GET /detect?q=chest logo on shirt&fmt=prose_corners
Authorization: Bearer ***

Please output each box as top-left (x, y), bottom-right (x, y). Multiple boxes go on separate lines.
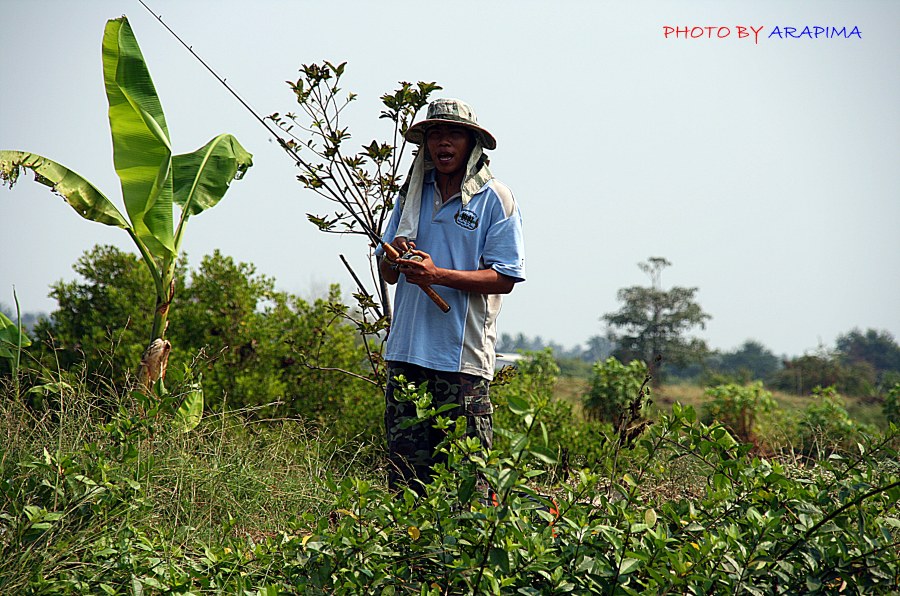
top-left (454, 208), bottom-right (479, 230)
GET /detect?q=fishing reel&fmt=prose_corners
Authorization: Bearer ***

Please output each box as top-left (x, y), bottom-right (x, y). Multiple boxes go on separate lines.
top-left (381, 243), bottom-right (451, 313)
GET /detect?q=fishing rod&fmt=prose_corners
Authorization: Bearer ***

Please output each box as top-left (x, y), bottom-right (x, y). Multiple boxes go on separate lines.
top-left (137, 1), bottom-right (449, 313)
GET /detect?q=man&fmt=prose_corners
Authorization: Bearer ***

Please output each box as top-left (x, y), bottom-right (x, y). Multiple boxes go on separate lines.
top-left (377, 98), bottom-right (526, 493)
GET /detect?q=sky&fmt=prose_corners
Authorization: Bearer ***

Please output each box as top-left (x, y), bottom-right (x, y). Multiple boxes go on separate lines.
top-left (1, 0), bottom-right (898, 358)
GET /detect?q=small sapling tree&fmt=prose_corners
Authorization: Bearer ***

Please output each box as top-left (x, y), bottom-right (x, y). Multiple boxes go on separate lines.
top-left (1, 17), bottom-right (252, 388)
top-left (267, 64), bottom-right (440, 384)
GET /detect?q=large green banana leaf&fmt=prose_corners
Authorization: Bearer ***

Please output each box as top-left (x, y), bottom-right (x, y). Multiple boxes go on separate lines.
top-left (103, 16), bottom-right (175, 258)
top-left (172, 134), bottom-right (253, 250)
top-left (0, 151), bottom-right (130, 228)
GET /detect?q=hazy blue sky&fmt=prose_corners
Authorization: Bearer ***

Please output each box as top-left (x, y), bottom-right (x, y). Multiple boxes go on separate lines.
top-left (2, 0), bottom-right (898, 357)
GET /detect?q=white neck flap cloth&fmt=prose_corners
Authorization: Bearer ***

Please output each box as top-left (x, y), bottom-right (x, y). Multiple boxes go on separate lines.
top-left (395, 141), bottom-right (492, 242)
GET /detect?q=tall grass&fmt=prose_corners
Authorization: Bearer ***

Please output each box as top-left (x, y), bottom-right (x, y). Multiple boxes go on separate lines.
top-left (2, 358), bottom-right (897, 593)
top-left (0, 369), bottom-right (379, 592)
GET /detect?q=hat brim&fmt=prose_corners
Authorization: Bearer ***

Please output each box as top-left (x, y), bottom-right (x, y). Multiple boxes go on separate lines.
top-left (405, 118), bottom-right (497, 150)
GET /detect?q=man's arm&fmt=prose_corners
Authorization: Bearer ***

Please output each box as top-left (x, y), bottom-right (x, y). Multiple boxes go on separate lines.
top-left (396, 250), bottom-right (516, 295)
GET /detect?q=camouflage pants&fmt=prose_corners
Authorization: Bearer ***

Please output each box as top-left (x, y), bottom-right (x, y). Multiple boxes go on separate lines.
top-left (384, 361), bottom-right (493, 493)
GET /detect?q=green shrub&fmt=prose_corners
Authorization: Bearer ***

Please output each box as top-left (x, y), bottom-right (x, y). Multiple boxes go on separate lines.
top-left (3, 372), bottom-right (899, 594)
top-left (884, 382), bottom-right (900, 426)
top-left (797, 386), bottom-right (870, 457)
top-left (492, 350), bottom-right (611, 472)
top-left (701, 381), bottom-right (777, 444)
top-left (582, 356), bottom-right (649, 424)
top-left (24, 245), bottom-right (374, 424)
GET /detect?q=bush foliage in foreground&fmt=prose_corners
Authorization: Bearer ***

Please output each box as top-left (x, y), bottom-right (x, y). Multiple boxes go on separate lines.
top-left (2, 368), bottom-right (898, 594)
top-left (20, 245), bottom-right (381, 432)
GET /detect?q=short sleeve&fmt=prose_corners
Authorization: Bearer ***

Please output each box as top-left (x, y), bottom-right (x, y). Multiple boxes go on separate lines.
top-left (483, 199), bottom-right (525, 282)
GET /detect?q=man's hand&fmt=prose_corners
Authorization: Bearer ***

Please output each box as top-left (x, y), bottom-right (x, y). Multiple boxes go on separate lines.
top-left (387, 237), bottom-right (413, 261)
top-left (396, 249), bottom-right (441, 286)
top-left (398, 248), bottom-right (516, 295)
top-left (380, 237), bottom-right (414, 284)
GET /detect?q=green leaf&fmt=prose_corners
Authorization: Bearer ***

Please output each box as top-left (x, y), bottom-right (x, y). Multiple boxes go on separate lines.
top-left (0, 151), bottom-right (129, 228)
top-left (619, 558), bottom-right (640, 575)
top-left (174, 382), bottom-right (203, 433)
top-left (529, 445), bottom-right (558, 465)
top-left (458, 474), bottom-right (476, 504)
top-left (498, 468), bottom-right (518, 492)
top-left (172, 134), bottom-right (252, 220)
top-left (103, 16), bottom-right (174, 258)
top-left (507, 394), bottom-right (530, 415)
top-left (0, 310), bottom-right (32, 359)
top-left (489, 547), bottom-right (511, 574)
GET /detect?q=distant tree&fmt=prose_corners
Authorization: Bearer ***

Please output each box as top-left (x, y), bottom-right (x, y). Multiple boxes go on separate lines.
top-left (603, 257), bottom-right (711, 385)
top-left (582, 335), bottom-right (614, 363)
top-left (496, 333), bottom-right (570, 357)
top-left (496, 333), bottom-right (613, 364)
top-left (770, 351), bottom-right (875, 397)
top-left (835, 328), bottom-right (900, 387)
top-left (497, 333), bottom-right (546, 354)
top-left (716, 340), bottom-right (781, 382)
top-left (0, 305), bottom-right (45, 334)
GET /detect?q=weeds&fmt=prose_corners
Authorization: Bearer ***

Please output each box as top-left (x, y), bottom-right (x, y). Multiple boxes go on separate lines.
top-left (1, 358), bottom-right (898, 593)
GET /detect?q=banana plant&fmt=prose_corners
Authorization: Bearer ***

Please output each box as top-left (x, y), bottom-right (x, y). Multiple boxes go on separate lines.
top-left (0, 16), bottom-right (252, 386)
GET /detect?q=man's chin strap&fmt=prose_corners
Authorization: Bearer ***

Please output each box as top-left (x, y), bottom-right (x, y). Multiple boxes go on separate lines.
top-left (396, 141), bottom-right (492, 242)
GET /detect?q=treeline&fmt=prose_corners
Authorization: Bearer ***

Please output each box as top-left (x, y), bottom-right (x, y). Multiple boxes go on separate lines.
top-left (6, 245), bottom-right (899, 404)
top-left (497, 333), bottom-right (619, 378)
top-left (500, 331), bottom-right (900, 398)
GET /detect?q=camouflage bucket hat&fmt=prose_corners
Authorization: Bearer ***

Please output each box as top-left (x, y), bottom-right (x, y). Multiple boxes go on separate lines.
top-left (405, 98), bottom-right (497, 150)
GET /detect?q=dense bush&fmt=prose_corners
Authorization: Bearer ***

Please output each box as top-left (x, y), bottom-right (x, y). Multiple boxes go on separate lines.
top-left (3, 374), bottom-right (898, 594)
top-left (29, 244), bottom-right (164, 384)
top-left (885, 383), bottom-right (900, 426)
top-left (771, 352), bottom-right (877, 398)
top-left (22, 245), bottom-right (378, 426)
top-left (836, 328), bottom-right (900, 388)
top-left (582, 356), bottom-right (649, 424)
top-left (701, 381), bottom-right (777, 445)
top-left (493, 350), bottom-right (611, 471)
top-left (796, 386), bottom-right (873, 458)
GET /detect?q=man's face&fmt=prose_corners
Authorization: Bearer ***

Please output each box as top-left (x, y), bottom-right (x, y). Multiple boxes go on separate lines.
top-left (425, 124), bottom-right (473, 177)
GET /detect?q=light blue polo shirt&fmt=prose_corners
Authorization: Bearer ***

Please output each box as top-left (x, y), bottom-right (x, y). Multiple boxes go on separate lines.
top-left (378, 170), bottom-right (525, 379)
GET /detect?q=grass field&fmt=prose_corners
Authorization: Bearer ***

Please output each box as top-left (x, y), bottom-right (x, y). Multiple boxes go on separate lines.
top-left (2, 370), bottom-right (898, 593)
